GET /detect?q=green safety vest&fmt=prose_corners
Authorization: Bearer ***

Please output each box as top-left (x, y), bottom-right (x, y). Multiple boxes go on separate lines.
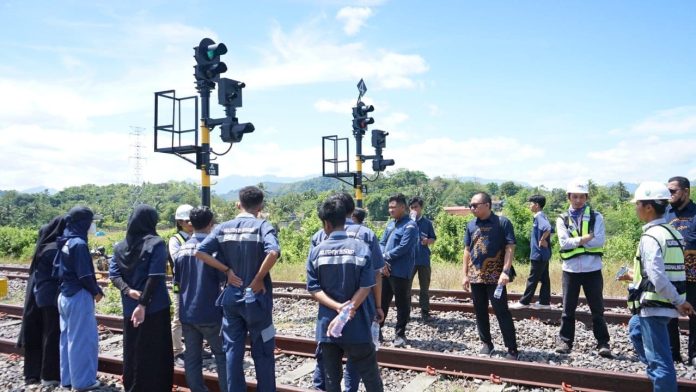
top-left (559, 206), bottom-right (604, 260)
top-left (628, 223), bottom-right (686, 313)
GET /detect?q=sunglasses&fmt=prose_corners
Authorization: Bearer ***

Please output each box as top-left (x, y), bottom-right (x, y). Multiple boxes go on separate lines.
top-left (469, 203), bottom-right (486, 209)
top-left (669, 189), bottom-right (680, 195)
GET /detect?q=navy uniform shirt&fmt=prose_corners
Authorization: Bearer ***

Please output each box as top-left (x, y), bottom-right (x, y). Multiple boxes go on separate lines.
top-left (529, 212), bottom-right (552, 262)
top-left (414, 217), bottom-right (436, 267)
top-left (197, 212), bottom-right (280, 302)
top-left (665, 200), bottom-right (696, 281)
top-left (109, 241), bottom-right (170, 316)
top-left (310, 219), bottom-right (385, 320)
top-left (175, 233), bottom-right (225, 325)
top-left (379, 215), bottom-right (418, 279)
top-left (306, 231), bottom-right (375, 344)
top-left (58, 238), bottom-right (102, 297)
top-left (464, 213), bottom-right (516, 284)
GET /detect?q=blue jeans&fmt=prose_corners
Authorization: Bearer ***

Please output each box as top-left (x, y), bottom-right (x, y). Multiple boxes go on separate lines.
top-left (182, 323), bottom-right (227, 392)
top-left (58, 290), bottom-right (98, 389)
top-left (629, 315), bottom-right (677, 391)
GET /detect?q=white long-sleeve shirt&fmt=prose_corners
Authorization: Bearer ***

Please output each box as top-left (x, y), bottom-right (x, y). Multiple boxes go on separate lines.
top-left (556, 208), bottom-right (606, 273)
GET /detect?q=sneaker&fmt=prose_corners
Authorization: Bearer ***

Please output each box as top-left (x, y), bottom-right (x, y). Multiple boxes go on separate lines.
top-left (479, 343), bottom-right (494, 356)
top-left (505, 349), bottom-right (519, 360)
top-left (531, 302), bottom-right (551, 310)
top-left (174, 353), bottom-right (185, 367)
top-left (690, 357), bottom-right (696, 367)
top-left (509, 302), bottom-right (529, 310)
top-left (41, 380), bottom-right (60, 387)
top-left (393, 336), bottom-right (406, 348)
top-left (555, 341), bottom-right (572, 354)
top-left (598, 345), bottom-right (612, 358)
top-left (74, 381), bottom-right (101, 391)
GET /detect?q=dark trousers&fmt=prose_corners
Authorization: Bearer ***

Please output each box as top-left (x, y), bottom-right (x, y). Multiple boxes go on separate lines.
top-left (380, 276), bottom-right (411, 337)
top-left (470, 283), bottom-right (517, 351)
top-left (668, 281), bottom-right (696, 362)
top-left (123, 307), bottom-right (173, 392)
top-left (519, 259), bottom-right (551, 306)
top-left (410, 265), bottom-right (431, 314)
top-left (559, 270), bottom-right (610, 347)
top-left (23, 305), bottom-right (60, 382)
top-left (321, 342), bottom-right (383, 392)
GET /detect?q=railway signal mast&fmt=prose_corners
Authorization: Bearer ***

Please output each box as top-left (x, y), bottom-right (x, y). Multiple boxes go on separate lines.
top-left (154, 37), bottom-right (254, 207)
top-left (322, 79), bottom-right (395, 207)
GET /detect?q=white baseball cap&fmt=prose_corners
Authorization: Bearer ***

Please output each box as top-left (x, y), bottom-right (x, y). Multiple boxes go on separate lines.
top-left (631, 181), bottom-right (671, 202)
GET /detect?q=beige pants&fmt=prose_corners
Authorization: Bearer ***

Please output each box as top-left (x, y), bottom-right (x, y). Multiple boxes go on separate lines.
top-left (172, 296), bottom-right (184, 355)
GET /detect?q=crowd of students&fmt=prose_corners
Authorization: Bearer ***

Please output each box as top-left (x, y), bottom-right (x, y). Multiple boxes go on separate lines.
top-left (16, 175), bottom-right (696, 391)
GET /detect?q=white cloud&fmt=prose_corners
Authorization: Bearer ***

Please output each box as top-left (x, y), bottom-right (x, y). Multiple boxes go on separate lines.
top-left (314, 99), bottom-right (356, 114)
top-left (336, 7), bottom-right (373, 36)
top-left (630, 106), bottom-right (696, 135)
top-left (242, 23), bottom-right (428, 90)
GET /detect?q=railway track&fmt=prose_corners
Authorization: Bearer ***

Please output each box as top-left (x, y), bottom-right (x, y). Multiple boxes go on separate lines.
top-left (2, 266), bottom-right (689, 330)
top-left (0, 303), bottom-right (694, 391)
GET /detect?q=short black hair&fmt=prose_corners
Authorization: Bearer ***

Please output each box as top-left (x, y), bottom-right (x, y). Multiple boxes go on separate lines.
top-left (639, 200), bottom-right (668, 215)
top-left (318, 197), bottom-right (346, 228)
top-left (239, 186), bottom-right (264, 210)
top-left (352, 208), bottom-right (367, 224)
top-left (668, 176), bottom-right (690, 190)
top-left (189, 206), bottom-right (213, 230)
top-left (331, 192), bottom-right (355, 215)
top-left (473, 192), bottom-right (492, 206)
top-left (527, 194), bottom-right (546, 209)
top-left (409, 196), bottom-right (424, 208)
top-left (388, 193), bottom-right (407, 206)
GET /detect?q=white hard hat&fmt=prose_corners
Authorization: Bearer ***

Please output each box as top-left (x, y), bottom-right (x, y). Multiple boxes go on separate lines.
top-left (566, 181), bottom-right (589, 194)
top-left (175, 204), bottom-right (194, 220)
top-left (631, 181), bottom-right (671, 202)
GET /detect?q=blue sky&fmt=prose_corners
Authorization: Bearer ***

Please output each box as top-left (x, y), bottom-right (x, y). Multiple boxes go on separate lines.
top-left (1, 0), bottom-right (695, 191)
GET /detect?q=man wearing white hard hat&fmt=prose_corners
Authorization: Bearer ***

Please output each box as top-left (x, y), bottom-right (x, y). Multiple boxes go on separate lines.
top-left (664, 176), bottom-right (696, 365)
top-left (169, 204), bottom-right (194, 365)
top-left (619, 181), bottom-right (694, 390)
top-left (555, 181), bottom-right (611, 357)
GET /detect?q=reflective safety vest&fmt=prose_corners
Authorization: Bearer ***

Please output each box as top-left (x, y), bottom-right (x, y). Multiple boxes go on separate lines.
top-left (628, 223), bottom-right (686, 313)
top-left (559, 206), bottom-right (604, 260)
top-left (167, 232), bottom-right (187, 277)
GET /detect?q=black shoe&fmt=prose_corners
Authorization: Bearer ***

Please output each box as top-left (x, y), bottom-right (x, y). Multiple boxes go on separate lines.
top-left (421, 312), bottom-right (432, 322)
top-left (505, 349), bottom-right (519, 360)
top-left (598, 344), bottom-right (612, 358)
top-left (479, 343), bottom-right (494, 356)
top-left (555, 341), bottom-right (572, 354)
top-left (202, 350), bottom-right (213, 359)
top-left (24, 378), bottom-right (39, 385)
top-left (673, 355), bottom-right (684, 363)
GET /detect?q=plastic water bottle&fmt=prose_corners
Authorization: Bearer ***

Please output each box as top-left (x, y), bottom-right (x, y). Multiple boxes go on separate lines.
top-left (328, 304), bottom-right (354, 338)
top-left (371, 321), bottom-right (380, 351)
top-left (493, 283), bottom-right (504, 299)
top-left (243, 287), bottom-right (256, 303)
top-left (409, 210), bottom-right (418, 221)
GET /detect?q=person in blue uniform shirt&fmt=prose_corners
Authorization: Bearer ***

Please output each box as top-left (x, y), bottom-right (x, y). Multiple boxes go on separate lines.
top-left (174, 206), bottom-right (227, 392)
top-left (379, 193), bottom-right (418, 348)
top-left (195, 186), bottom-right (280, 392)
top-left (19, 215), bottom-right (66, 386)
top-left (664, 176), bottom-right (696, 364)
top-left (307, 196), bottom-right (383, 392)
top-left (54, 206), bottom-right (103, 391)
top-left (110, 204), bottom-right (173, 392)
top-left (462, 192), bottom-right (519, 360)
top-left (408, 196), bottom-right (437, 322)
top-left (310, 192), bottom-right (384, 392)
top-left (169, 203), bottom-right (194, 364)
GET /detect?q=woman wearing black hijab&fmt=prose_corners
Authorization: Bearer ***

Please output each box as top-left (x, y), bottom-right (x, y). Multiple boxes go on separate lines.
top-left (18, 215), bottom-right (66, 386)
top-left (110, 204), bottom-right (173, 392)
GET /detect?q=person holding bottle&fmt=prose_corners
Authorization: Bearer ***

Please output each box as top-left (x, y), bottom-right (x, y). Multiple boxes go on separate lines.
top-left (307, 196), bottom-right (383, 392)
top-left (461, 192), bottom-right (519, 360)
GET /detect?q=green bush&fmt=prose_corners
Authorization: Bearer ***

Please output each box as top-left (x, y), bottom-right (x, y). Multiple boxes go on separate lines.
top-left (0, 226), bottom-right (38, 260)
top-left (431, 210), bottom-right (472, 263)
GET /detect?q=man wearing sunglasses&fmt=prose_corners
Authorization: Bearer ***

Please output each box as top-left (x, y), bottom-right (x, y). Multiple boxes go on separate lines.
top-left (665, 176), bottom-right (696, 365)
top-left (462, 192), bottom-right (519, 360)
